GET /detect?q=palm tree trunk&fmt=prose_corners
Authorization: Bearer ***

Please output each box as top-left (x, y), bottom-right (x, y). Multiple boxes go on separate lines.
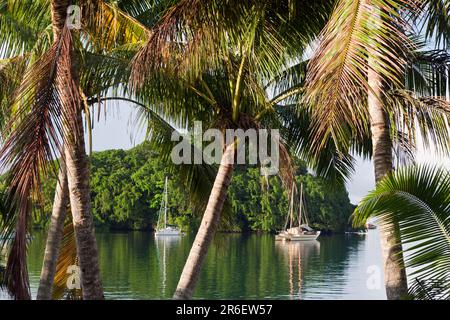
top-left (63, 117), bottom-right (104, 299)
top-left (173, 143), bottom-right (235, 299)
top-left (37, 161), bottom-right (69, 300)
top-left (367, 28), bottom-right (408, 298)
top-left (51, 0), bottom-right (104, 300)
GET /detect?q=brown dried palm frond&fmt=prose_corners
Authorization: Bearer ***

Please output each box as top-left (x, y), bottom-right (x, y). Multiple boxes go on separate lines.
top-left (304, 0), bottom-right (420, 157)
top-left (0, 26), bottom-right (79, 300)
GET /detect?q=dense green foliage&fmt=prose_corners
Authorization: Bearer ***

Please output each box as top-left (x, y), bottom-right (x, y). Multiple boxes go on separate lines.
top-left (229, 165), bottom-right (354, 232)
top-left (8, 143), bottom-right (354, 232)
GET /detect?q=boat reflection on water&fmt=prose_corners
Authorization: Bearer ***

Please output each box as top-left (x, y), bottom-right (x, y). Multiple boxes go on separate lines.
top-left (155, 236), bottom-right (181, 296)
top-left (275, 240), bottom-right (320, 299)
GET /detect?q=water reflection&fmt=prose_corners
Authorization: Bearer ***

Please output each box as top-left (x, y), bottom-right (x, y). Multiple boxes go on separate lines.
top-left (1, 231), bottom-right (386, 300)
top-left (275, 241), bottom-right (320, 299)
top-left (155, 236), bottom-right (181, 296)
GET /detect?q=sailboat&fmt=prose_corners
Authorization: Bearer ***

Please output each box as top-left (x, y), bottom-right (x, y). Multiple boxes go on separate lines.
top-left (155, 176), bottom-right (181, 236)
top-left (275, 182), bottom-right (320, 241)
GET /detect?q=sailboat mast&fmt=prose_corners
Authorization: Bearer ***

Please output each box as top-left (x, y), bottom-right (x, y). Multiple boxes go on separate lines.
top-left (299, 183), bottom-right (303, 226)
top-left (164, 176), bottom-right (168, 228)
top-left (289, 182), bottom-right (295, 229)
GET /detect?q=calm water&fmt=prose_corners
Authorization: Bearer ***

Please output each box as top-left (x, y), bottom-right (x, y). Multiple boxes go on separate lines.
top-left (3, 230), bottom-right (387, 299)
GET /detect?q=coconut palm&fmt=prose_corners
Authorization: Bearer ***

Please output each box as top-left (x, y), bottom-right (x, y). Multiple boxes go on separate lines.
top-left (353, 165), bottom-right (450, 300)
top-left (0, 0), bottom-right (154, 299)
top-left (303, 0), bottom-right (450, 299)
top-left (130, 0), bottom-right (338, 299)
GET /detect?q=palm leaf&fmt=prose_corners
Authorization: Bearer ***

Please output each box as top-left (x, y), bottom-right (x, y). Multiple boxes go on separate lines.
top-left (405, 48), bottom-right (450, 97)
top-left (353, 165), bottom-right (450, 299)
top-left (0, 56), bottom-right (27, 131)
top-left (304, 0), bottom-right (418, 155)
top-left (387, 89), bottom-right (450, 157)
top-left (52, 219), bottom-right (81, 300)
top-left (0, 26), bottom-right (78, 300)
top-left (81, 0), bottom-right (149, 51)
top-left (0, 0), bottom-right (51, 57)
top-left (130, 0), bottom-right (332, 89)
top-left (414, 0), bottom-right (450, 49)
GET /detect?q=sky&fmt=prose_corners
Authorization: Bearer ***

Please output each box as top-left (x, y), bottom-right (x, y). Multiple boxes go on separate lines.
top-left (87, 101), bottom-right (450, 205)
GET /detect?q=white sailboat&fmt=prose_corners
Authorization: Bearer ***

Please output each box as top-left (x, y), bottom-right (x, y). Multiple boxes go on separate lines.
top-left (276, 182), bottom-right (320, 241)
top-left (155, 176), bottom-right (181, 236)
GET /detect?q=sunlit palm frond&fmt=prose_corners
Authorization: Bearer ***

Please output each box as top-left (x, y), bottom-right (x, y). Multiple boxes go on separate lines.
top-left (129, 0), bottom-right (230, 88)
top-left (305, 0), bottom-right (418, 155)
top-left (353, 165), bottom-right (450, 299)
top-left (81, 0), bottom-right (150, 51)
top-left (0, 0), bottom-right (51, 58)
top-left (130, 0), bottom-right (329, 89)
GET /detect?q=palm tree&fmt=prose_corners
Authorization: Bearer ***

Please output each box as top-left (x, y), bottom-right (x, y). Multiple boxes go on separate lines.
top-left (0, 0), bottom-right (153, 299)
top-left (37, 161), bottom-right (69, 300)
top-left (353, 165), bottom-right (450, 300)
top-left (130, 0), bottom-right (336, 299)
top-left (304, 0), bottom-right (450, 299)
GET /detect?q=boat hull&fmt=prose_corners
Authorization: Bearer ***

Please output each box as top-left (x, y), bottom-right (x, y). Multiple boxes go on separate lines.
top-left (275, 231), bottom-right (321, 241)
top-left (289, 231), bottom-right (321, 241)
top-left (155, 228), bottom-right (181, 236)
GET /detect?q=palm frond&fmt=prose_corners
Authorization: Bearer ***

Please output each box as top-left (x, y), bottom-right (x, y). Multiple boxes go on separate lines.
top-left (304, 0), bottom-right (418, 155)
top-left (406, 49), bottom-right (450, 97)
top-left (0, 26), bottom-right (77, 300)
top-left (79, 48), bottom-right (136, 99)
top-left (274, 103), bottom-right (361, 185)
top-left (81, 0), bottom-right (149, 51)
top-left (116, 0), bottom-right (176, 30)
top-left (0, 0), bottom-right (51, 58)
top-left (387, 89), bottom-right (450, 157)
top-left (353, 165), bottom-right (450, 299)
top-left (52, 219), bottom-right (81, 300)
top-left (0, 55), bottom-right (27, 131)
top-left (414, 0), bottom-right (450, 49)
top-left (130, 0), bottom-right (330, 89)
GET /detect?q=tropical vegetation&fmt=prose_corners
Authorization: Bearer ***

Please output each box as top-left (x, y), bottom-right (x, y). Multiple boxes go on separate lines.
top-left (0, 143), bottom-right (354, 233)
top-left (0, 0), bottom-right (449, 301)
